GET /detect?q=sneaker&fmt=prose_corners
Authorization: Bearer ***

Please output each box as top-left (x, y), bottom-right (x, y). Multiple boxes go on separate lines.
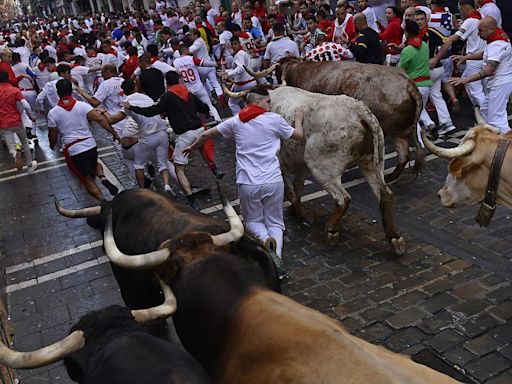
top-left (164, 184), bottom-right (176, 197)
top-left (14, 150), bottom-right (23, 171)
top-left (438, 123), bottom-right (457, 135)
top-left (26, 160), bottom-right (37, 174)
top-left (212, 168), bottom-right (225, 179)
top-left (101, 179), bottom-right (119, 196)
top-left (426, 123), bottom-right (439, 141)
top-left (450, 98), bottom-right (460, 114)
top-left (27, 138), bottom-right (35, 151)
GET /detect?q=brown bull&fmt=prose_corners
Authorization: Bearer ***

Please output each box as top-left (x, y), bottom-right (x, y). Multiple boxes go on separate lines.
top-left (246, 58), bottom-right (425, 184)
top-left (422, 124), bottom-right (512, 210)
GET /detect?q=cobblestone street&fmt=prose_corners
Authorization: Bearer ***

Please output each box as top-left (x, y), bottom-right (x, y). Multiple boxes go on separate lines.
top-left (1, 102), bottom-right (512, 383)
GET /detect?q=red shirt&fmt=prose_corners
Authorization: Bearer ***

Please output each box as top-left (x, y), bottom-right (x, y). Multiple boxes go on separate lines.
top-left (0, 61), bottom-right (22, 86)
top-left (379, 16), bottom-right (403, 51)
top-left (0, 83), bottom-right (24, 129)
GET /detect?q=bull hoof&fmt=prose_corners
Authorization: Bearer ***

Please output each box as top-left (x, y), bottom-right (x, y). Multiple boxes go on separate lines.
top-left (391, 236), bottom-right (406, 255)
top-left (327, 230), bottom-right (339, 245)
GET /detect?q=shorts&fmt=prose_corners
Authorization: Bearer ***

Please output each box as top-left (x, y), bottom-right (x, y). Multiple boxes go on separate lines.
top-left (173, 127), bottom-right (204, 165)
top-left (71, 147), bottom-right (98, 177)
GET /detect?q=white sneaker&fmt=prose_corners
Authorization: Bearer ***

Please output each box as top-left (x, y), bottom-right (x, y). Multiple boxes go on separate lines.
top-left (27, 160), bottom-right (37, 174)
top-left (438, 124), bottom-right (457, 135)
top-left (164, 184), bottom-right (176, 197)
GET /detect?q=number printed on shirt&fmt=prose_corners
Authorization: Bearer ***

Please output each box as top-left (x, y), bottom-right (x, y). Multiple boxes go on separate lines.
top-left (180, 68), bottom-right (196, 82)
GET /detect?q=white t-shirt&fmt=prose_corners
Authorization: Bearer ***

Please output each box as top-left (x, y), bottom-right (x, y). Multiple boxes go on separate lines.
top-left (207, 7), bottom-right (218, 26)
top-left (33, 66), bottom-right (51, 90)
top-left (47, 101), bottom-right (96, 156)
top-left (12, 62), bottom-right (34, 90)
top-left (226, 50), bottom-right (253, 83)
top-left (362, 7), bottom-right (380, 33)
top-left (133, 60), bottom-right (175, 77)
top-left (13, 46), bottom-right (30, 64)
top-left (94, 76), bottom-right (125, 114)
top-left (124, 93), bottom-right (167, 136)
top-left (189, 37), bottom-right (211, 62)
top-left (217, 112), bottom-right (294, 185)
top-left (456, 17), bottom-right (486, 55)
top-left (71, 65), bottom-right (91, 88)
top-left (173, 55), bottom-right (203, 91)
top-left (264, 36), bottom-right (300, 64)
top-left (484, 40), bottom-right (512, 89)
top-left (217, 30), bottom-right (234, 60)
top-left (480, 2), bottom-right (502, 28)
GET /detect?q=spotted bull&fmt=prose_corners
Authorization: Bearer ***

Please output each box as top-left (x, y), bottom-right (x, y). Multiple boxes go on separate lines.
top-left (245, 58), bottom-right (425, 183)
top-left (0, 286), bottom-right (209, 383)
top-left (99, 212), bottom-right (462, 383)
top-left (422, 124), bottom-right (512, 210)
top-left (224, 86), bottom-right (405, 254)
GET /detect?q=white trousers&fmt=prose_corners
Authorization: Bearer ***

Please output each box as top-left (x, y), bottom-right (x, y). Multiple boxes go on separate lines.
top-left (430, 67), bottom-right (453, 126)
top-left (2, 125), bottom-right (33, 164)
top-left (238, 182), bottom-right (285, 258)
top-left (21, 90), bottom-right (37, 128)
top-left (134, 130), bottom-right (169, 172)
top-left (189, 85), bottom-right (221, 121)
top-left (123, 144), bottom-right (178, 182)
top-left (417, 85), bottom-right (431, 148)
top-left (228, 80), bottom-right (257, 115)
top-left (463, 60), bottom-right (487, 110)
top-left (198, 67), bottom-right (223, 97)
top-left (480, 82), bottom-right (512, 134)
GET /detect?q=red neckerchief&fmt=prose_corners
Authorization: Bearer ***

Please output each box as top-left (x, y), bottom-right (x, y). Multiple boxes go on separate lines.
top-left (168, 84), bottom-right (189, 102)
top-left (407, 36), bottom-right (423, 48)
top-left (89, 51), bottom-right (97, 57)
top-left (239, 104), bottom-right (267, 123)
top-left (150, 56), bottom-right (158, 64)
top-left (419, 25), bottom-right (429, 40)
top-left (468, 10), bottom-right (482, 20)
top-left (433, 6), bottom-right (446, 12)
top-left (107, 47), bottom-right (118, 56)
top-left (487, 28), bottom-right (510, 43)
top-left (37, 63), bottom-right (46, 71)
top-left (72, 63), bottom-right (80, 68)
top-left (480, 0), bottom-right (495, 5)
top-left (239, 31), bottom-right (251, 39)
top-left (57, 96), bottom-right (77, 111)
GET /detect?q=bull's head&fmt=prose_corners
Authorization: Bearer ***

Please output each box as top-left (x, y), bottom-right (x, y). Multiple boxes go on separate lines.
top-left (0, 277), bottom-right (175, 369)
top-left (421, 124), bottom-right (503, 208)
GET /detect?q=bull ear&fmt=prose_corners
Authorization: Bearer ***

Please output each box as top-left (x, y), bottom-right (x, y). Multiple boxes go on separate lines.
top-left (448, 157), bottom-right (477, 178)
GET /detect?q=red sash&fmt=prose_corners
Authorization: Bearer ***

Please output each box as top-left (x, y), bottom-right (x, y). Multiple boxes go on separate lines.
top-left (63, 138), bottom-right (88, 183)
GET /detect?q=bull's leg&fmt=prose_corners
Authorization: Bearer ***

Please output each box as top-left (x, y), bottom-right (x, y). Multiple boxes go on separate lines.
top-left (306, 156), bottom-right (351, 241)
top-left (412, 129), bottom-right (427, 177)
top-left (384, 136), bottom-right (410, 184)
top-left (358, 159), bottom-right (406, 255)
top-left (283, 166), bottom-right (311, 221)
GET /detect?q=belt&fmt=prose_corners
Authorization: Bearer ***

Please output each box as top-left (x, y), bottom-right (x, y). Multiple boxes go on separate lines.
top-left (412, 76), bottom-right (430, 83)
top-left (234, 79), bottom-right (257, 86)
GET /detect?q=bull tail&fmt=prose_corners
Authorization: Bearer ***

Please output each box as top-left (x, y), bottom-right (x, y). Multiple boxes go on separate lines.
top-left (361, 105), bottom-right (386, 184)
top-left (408, 79), bottom-right (426, 175)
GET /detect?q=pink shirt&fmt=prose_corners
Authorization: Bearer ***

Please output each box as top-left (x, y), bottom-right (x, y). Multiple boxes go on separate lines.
top-left (0, 83), bottom-right (24, 129)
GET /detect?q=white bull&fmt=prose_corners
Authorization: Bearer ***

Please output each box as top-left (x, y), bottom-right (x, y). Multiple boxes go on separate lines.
top-left (232, 86), bottom-right (404, 254)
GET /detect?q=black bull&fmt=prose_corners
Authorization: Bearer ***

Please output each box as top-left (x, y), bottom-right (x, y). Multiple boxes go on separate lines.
top-left (63, 189), bottom-right (279, 311)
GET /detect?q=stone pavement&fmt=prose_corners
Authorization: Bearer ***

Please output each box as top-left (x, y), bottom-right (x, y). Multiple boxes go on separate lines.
top-left (1, 102), bottom-right (512, 383)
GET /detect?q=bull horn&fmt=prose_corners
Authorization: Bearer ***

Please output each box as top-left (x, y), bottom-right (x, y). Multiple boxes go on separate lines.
top-left (104, 211), bottom-right (170, 269)
top-left (0, 330), bottom-right (84, 369)
top-left (132, 274), bottom-right (176, 322)
top-left (222, 83), bottom-right (251, 99)
top-left (421, 130), bottom-right (476, 159)
top-left (210, 185), bottom-right (244, 246)
top-left (243, 64), bottom-right (277, 78)
top-left (54, 197), bottom-right (101, 218)
top-left (474, 107), bottom-right (487, 125)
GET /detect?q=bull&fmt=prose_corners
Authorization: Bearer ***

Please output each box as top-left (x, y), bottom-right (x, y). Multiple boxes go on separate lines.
top-left (0, 282), bottom-right (209, 383)
top-left (224, 85), bottom-right (405, 254)
top-left (98, 211), bottom-right (462, 383)
top-left (421, 124), bottom-right (512, 214)
top-left (245, 58), bottom-right (425, 185)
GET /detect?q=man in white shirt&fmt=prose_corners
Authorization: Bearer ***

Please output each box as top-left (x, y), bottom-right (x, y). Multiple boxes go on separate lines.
top-left (12, 52), bottom-right (37, 136)
top-left (33, 57), bottom-right (56, 91)
top-left (222, 36), bottom-right (258, 115)
top-left (215, 21), bottom-right (234, 69)
top-left (358, 0), bottom-right (380, 33)
top-left (231, 2), bottom-right (243, 27)
top-left (450, 17), bottom-right (512, 134)
top-left (432, 0), bottom-right (487, 111)
top-left (183, 87), bottom-right (304, 262)
top-left (478, 0), bottom-right (502, 28)
top-left (100, 79), bottom-right (174, 193)
top-left (47, 79), bottom-right (120, 201)
top-left (75, 64), bottom-right (127, 138)
top-left (264, 22), bottom-right (300, 66)
top-left (36, 64), bottom-right (81, 112)
top-left (173, 44), bottom-right (221, 121)
top-left (71, 55), bottom-right (101, 89)
top-left (189, 29), bottom-right (223, 102)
